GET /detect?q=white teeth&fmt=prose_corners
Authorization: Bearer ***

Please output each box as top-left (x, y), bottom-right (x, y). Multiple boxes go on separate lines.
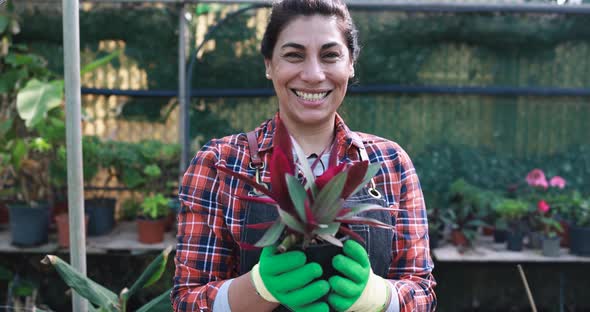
top-left (294, 90), bottom-right (328, 101)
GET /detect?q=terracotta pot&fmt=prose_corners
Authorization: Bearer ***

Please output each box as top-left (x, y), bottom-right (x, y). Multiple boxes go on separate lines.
top-left (137, 217), bottom-right (166, 244)
top-left (450, 229), bottom-right (468, 247)
top-left (0, 202), bottom-right (9, 225)
top-left (55, 213), bottom-right (89, 248)
top-left (558, 220), bottom-right (570, 247)
top-left (482, 225), bottom-right (495, 236)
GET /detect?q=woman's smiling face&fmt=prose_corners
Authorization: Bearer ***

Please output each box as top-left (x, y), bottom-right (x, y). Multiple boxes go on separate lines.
top-left (265, 14), bottom-right (354, 129)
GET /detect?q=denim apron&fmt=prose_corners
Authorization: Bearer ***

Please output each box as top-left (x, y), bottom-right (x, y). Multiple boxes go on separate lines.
top-left (238, 131), bottom-right (394, 311)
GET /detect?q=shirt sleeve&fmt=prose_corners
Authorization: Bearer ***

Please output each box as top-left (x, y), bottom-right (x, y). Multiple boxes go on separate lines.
top-left (171, 140), bottom-right (237, 311)
top-left (385, 145), bottom-right (437, 312)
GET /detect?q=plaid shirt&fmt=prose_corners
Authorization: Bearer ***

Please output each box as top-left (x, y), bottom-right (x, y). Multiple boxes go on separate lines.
top-left (172, 113), bottom-right (436, 311)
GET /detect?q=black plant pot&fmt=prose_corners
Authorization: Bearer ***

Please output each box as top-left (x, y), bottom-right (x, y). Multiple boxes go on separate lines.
top-left (429, 231), bottom-right (440, 249)
top-left (85, 198), bottom-right (116, 236)
top-left (9, 203), bottom-right (50, 247)
top-left (570, 225), bottom-right (590, 256)
top-left (300, 242), bottom-right (342, 312)
top-left (302, 242), bottom-right (342, 280)
top-left (494, 229), bottom-right (507, 243)
top-left (506, 231), bottom-right (524, 251)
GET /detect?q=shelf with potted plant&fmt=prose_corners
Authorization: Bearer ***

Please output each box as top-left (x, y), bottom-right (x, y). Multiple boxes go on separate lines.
top-left (439, 179), bottom-right (492, 250)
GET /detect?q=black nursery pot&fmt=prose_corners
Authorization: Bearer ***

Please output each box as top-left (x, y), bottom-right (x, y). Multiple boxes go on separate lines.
top-left (570, 225), bottom-right (590, 256)
top-left (85, 198), bottom-right (116, 236)
top-left (506, 231), bottom-right (524, 251)
top-left (301, 242), bottom-right (342, 281)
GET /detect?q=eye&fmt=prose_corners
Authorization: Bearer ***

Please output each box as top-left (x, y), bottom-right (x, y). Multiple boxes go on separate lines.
top-left (322, 52), bottom-right (341, 61)
top-left (283, 52), bottom-right (303, 61)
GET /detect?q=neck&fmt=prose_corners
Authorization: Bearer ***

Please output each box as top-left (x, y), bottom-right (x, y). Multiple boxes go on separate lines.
top-left (280, 115), bottom-right (336, 156)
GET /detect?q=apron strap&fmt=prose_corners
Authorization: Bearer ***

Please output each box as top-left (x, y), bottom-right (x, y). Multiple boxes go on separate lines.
top-left (348, 132), bottom-right (382, 199)
top-left (246, 131), bottom-right (263, 168)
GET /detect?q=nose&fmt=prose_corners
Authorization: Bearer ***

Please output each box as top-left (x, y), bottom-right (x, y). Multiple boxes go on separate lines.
top-left (300, 58), bottom-right (325, 83)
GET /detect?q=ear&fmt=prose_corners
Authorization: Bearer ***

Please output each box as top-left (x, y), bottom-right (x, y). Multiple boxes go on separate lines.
top-left (348, 62), bottom-right (355, 79)
top-left (264, 59), bottom-right (272, 80)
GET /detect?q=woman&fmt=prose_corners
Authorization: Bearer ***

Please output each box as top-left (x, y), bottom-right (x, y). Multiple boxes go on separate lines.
top-left (172, 0), bottom-right (436, 311)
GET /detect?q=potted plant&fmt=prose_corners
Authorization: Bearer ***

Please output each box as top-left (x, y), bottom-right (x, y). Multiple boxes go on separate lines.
top-left (216, 118), bottom-right (395, 279)
top-left (440, 179), bottom-right (489, 248)
top-left (426, 206), bottom-right (443, 249)
top-left (493, 198), bottom-right (529, 251)
top-left (137, 193), bottom-right (170, 244)
top-left (569, 192), bottom-right (590, 256)
top-left (539, 213), bottom-right (563, 257)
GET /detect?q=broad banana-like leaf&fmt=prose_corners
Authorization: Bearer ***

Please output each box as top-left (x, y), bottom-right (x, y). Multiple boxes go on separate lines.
top-left (124, 246), bottom-right (173, 300)
top-left (16, 79), bottom-right (63, 128)
top-left (41, 255), bottom-right (118, 311)
top-left (136, 288), bottom-right (173, 312)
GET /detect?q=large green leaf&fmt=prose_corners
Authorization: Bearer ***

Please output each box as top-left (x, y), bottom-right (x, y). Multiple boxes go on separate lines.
top-left (11, 139), bottom-right (27, 171)
top-left (124, 246), bottom-right (173, 300)
top-left (41, 255), bottom-right (118, 311)
top-left (136, 288), bottom-right (173, 312)
top-left (0, 119), bottom-right (12, 138)
top-left (255, 219), bottom-right (285, 247)
top-left (5, 53), bottom-right (36, 66)
top-left (0, 68), bottom-right (26, 93)
top-left (285, 174), bottom-right (307, 222)
top-left (80, 50), bottom-right (122, 75)
top-left (16, 79), bottom-right (63, 128)
top-left (0, 15), bottom-right (8, 33)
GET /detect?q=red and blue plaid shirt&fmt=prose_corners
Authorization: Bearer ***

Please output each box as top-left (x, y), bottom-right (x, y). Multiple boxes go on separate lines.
top-left (172, 113), bottom-right (436, 311)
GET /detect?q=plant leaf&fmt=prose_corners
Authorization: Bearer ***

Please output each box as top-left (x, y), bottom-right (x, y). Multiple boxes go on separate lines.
top-left (269, 146), bottom-right (296, 215)
top-left (337, 203), bottom-right (396, 218)
top-left (315, 163), bottom-right (346, 191)
top-left (338, 226), bottom-right (365, 243)
top-left (255, 220), bottom-right (285, 247)
top-left (124, 246), bottom-right (173, 300)
top-left (317, 234), bottom-right (343, 247)
top-left (341, 161), bottom-right (368, 199)
top-left (236, 194), bottom-right (277, 205)
top-left (337, 216), bottom-right (395, 230)
top-left (285, 174), bottom-right (307, 222)
top-left (246, 221), bottom-right (275, 230)
top-left (313, 171), bottom-right (348, 221)
top-left (292, 140), bottom-right (315, 193)
top-left (216, 165), bottom-right (274, 199)
top-left (41, 255), bottom-right (118, 310)
top-left (16, 79), bottom-right (63, 128)
top-left (314, 222), bottom-right (340, 236)
top-left (136, 288), bottom-right (173, 312)
top-left (347, 163), bottom-right (382, 199)
top-left (278, 208), bottom-right (305, 234)
top-left (80, 50), bottom-right (121, 76)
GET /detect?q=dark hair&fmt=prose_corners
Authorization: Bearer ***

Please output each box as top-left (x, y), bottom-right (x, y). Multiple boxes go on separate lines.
top-left (260, 0), bottom-right (360, 63)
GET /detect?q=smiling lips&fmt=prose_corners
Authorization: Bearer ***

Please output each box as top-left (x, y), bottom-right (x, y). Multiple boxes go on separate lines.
top-left (293, 89), bottom-right (331, 101)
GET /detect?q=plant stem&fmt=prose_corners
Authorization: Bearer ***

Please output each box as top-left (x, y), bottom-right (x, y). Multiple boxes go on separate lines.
top-left (277, 234), bottom-right (299, 253)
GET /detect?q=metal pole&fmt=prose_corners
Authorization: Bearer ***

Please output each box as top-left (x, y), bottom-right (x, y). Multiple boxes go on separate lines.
top-left (62, 0), bottom-right (88, 311)
top-left (178, 3), bottom-right (189, 176)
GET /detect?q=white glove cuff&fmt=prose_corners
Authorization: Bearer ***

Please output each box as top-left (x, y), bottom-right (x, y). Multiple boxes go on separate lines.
top-left (346, 269), bottom-right (391, 312)
top-left (250, 263), bottom-right (279, 303)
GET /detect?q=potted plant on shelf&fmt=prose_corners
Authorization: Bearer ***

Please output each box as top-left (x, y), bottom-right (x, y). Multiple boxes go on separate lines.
top-left (216, 118), bottom-right (395, 279)
top-left (568, 192), bottom-right (590, 256)
top-left (493, 198), bottom-right (529, 251)
top-left (539, 209), bottom-right (563, 258)
top-left (440, 179), bottom-right (490, 248)
top-left (137, 193), bottom-right (170, 244)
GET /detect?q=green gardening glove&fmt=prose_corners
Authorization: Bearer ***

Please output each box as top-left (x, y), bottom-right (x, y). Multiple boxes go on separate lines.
top-left (328, 240), bottom-right (392, 312)
top-left (251, 245), bottom-right (330, 312)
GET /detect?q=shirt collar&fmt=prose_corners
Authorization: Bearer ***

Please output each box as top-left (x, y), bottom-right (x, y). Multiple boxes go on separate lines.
top-left (256, 112), bottom-right (362, 153)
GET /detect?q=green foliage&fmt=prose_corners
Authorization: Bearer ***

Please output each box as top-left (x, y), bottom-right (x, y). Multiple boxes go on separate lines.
top-left (494, 198), bottom-right (529, 222)
top-left (140, 193), bottom-right (170, 220)
top-left (42, 246), bottom-right (173, 312)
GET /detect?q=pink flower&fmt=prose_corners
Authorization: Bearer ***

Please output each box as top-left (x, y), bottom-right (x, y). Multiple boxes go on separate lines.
top-left (549, 176), bottom-right (566, 189)
top-left (537, 200), bottom-right (550, 213)
top-left (526, 169), bottom-right (548, 189)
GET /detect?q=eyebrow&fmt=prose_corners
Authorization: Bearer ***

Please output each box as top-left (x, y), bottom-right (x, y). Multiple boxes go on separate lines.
top-left (280, 42), bottom-right (341, 50)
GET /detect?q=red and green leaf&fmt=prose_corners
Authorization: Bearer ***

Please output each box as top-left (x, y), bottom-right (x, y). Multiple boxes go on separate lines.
top-left (337, 216), bottom-right (395, 230)
top-left (254, 220), bottom-right (285, 247)
top-left (285, 174), bottom-right (308, 222)
top-left (216, 165), bottom-right (274, 199)
top-left (341, 161), bottom-right (368, 199)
